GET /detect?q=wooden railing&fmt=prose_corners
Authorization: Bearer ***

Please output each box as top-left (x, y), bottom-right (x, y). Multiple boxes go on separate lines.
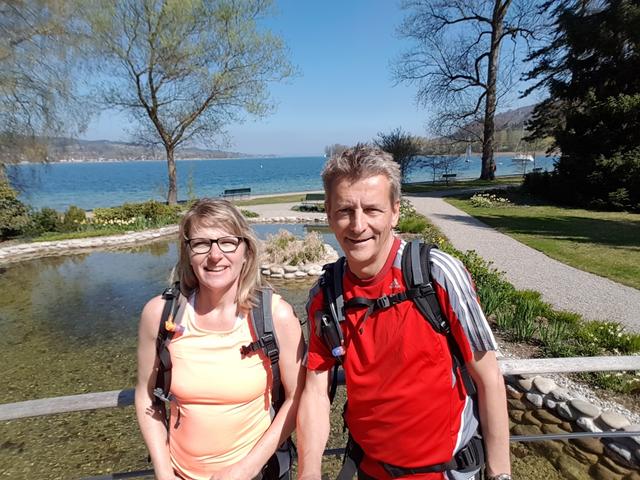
top-left (2, 356), bottom-right (639, 421)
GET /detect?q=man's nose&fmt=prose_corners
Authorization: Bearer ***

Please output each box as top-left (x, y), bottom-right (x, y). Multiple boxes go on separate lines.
top-left (350, 209), bottom-right (366, 233)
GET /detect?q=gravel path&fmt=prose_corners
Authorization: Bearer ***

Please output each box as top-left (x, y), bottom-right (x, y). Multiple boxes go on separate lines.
top-left (406, 192), bottom-right (640, 333)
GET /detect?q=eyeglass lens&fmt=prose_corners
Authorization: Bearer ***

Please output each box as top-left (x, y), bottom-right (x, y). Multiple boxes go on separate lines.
top-left (187, 236), bottom-right (242, 254)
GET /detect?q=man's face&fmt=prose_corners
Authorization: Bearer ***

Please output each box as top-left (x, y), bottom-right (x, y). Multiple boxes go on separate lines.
top-left (326, 174), bottom-right (400, 279)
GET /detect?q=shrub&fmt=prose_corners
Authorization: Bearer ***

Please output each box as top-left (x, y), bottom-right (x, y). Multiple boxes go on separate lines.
top-left (30, 207), bottom-right (62, 234)
top-left (469, 192), bottom-right (512, 208)
top-left (241, 209), bottom-right (259, 218)
top-left (0, 178), bottom-right (31, 238)
top-left (93, 200), bottom-right (180, 228)
top-left (61, 205), bottom-right (87, 232)
top-left (397, 215), bottom-right (428, 233)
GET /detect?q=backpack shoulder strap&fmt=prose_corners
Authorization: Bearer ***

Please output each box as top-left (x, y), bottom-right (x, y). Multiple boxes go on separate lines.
top-left (154, 281), bottom-right (184, 408)
top-left (242, 288), bottom-right (283, 407)
top-left (402, 240), bottom-right (476, 395)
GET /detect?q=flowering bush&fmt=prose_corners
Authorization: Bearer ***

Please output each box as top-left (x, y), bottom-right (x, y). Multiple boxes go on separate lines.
top-left (469, 193), bottom-right (512, 208)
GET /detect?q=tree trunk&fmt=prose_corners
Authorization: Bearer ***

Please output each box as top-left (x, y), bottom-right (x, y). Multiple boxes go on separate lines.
top-left (166, 146), bottom-right (178, 205)
top-left (480, 0), bottom-right (509, 180)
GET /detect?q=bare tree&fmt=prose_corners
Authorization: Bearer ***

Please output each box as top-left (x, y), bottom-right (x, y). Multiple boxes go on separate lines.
top-left (374, 127), bottom-right (423, 182)
top-left (394, 0), bottom-right (540, 180)
top-left (84, 0), bottom-right (293, 204)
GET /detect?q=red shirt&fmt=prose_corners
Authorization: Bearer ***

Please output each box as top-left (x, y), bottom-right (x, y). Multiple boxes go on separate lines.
top-left (306, 238), bottom-right (496, 479)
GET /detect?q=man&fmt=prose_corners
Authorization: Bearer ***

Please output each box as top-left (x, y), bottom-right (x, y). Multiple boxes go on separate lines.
top-left (297, 146), bottom-right (511, 480)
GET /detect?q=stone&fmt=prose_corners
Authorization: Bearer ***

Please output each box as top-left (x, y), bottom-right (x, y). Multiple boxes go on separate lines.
top-left (518, 377), bottom-right (534, 390)
top-left (563, 443), bottom-right (600, 465)
top-left (556, 454), bottom-right (591, 480)
top-left (623, 424), bottom-right (640, 446)
top-left (270, 266), bottom-right (285, 275)
top-left (601, 452), bottom-right (634, 474)
top-left (570, 399), bottom-right (601, 418)
top-left (284, 273), bottom-right (296, 279)
top-left (261, 269), bottom-right (271, 276)
top-left (270, 273), bottom-right (283, 279)
top-left (577, 416), bottom-right (602, 433)
top-left (542, 423), bottom-right (570, 438)
top-left (599, 411), bottom-right (632, 430)
top-left (551, 387), bottom-right (573, 402)
top-left (590, 463), bottom-right (625, 480)
top-left (508, 410), bottom-right (524, 423)
top-left (604, 442), bottom-right (635, 468)
top-left (511, 423), bottom-right (543, 438)
top-left (534, 408), bottom-right (564, 425)
top-left (283, 265), bottom-right (298, 273)
top-left (571, 436), bottom-right (605, 455)
top-left (294, 271), bottom-right (308, 278)
top-left (299, 264), bottom-right (312, 273)
top-left (557, 403), bottom-right (577, 421)
top-left (522, 410), bottom-right (543, 427)
top-left (624, 472), bottom-right (640, 480)
top-left (533, 376), bottom-right (557, 394)
top-left (506, 384), bottom-right (523, 399)
top-left (525, 392), bottom-right (544, 407)
top-left (507, 398), bottom-right (526, 411)
top-left (544, 397), bottom-right (558, 410)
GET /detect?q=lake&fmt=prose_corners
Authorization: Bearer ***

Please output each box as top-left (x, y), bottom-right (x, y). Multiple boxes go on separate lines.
top-left (8, 154), bottom-right (556, 211)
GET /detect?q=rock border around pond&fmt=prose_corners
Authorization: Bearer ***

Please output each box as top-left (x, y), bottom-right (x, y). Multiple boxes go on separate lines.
top-left (260, 243), bottom-right (339, 279)
top-left (506, 374), bottom-right (640, 478)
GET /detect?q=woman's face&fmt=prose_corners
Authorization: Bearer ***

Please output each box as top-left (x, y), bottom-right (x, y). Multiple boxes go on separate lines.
top-left (185, 224), bottom-right (247, 294)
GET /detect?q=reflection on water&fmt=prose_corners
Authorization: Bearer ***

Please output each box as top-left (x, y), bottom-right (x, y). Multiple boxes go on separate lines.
top-left (0, 224), bottom-right (333, 404)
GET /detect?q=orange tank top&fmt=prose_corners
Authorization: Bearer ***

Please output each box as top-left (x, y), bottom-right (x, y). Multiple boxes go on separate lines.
top-left (167, 294), bottom-right (276, 479)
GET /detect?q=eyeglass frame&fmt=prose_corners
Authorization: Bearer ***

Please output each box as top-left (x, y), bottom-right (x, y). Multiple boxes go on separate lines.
top-left (184, 235), bottom-right (246, 254)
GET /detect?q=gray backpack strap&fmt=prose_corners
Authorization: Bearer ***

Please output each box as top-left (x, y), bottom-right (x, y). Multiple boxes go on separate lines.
top-left (242, 288), bottom-right (282, 406)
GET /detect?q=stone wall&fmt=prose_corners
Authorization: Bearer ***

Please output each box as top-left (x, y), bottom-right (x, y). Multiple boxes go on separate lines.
top-left (506, 375), bottom-right (640, 479)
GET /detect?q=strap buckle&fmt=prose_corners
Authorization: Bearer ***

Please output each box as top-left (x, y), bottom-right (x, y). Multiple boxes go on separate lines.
top-left (153, 387), bottom-right (172, 403)
top-left (375, 295), bottom-right (391, 310)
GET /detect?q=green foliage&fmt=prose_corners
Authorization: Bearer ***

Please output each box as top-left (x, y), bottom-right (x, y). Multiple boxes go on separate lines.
top-left (30, 208), bottom-right (62, 234)
top-left (510, 290), bottom-right (547, 341)
top-left (241, 209), bottom-right (259, 218)
top-left (397, 215), bottom-right (428, 234)
top-left (0, 177), bottom-right (31, 239)
top-left (61, 206), bottom-right (87, 232)
top-left (525, 1), bottom-right (640, 211)
top-left (469, 193), bottom-right (512, 208)
top-left (93, 201), bottom-right (180, 227)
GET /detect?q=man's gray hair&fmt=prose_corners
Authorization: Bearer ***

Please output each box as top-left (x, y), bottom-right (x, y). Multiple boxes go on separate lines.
top-left (321, 144), bottom-right (401, 203)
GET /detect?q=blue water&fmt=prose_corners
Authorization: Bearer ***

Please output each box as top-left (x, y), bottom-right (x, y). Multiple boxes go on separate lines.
top-left (9, 154), bottom-right (556, 211)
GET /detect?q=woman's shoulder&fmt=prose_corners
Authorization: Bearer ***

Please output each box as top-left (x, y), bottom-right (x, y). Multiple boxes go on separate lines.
top-left (140, 295), bottom-right (166, 333)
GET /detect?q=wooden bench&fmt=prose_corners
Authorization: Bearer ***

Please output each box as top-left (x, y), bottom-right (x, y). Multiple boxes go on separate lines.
top-left (532, 167), bottom-right (543, 173)
top-left (221, 187), bottom-right (251, 198)
top-left (441, 173), bottom-right (457, 185)
top-left (301, 192), bottom-right (325, 206)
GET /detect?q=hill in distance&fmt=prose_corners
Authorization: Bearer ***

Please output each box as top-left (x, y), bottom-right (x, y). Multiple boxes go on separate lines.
top-left (43, 137), bottom-right (258, 162)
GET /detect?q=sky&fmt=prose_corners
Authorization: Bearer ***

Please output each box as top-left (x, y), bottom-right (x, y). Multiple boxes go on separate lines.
top-left (82, 0), bottom-right (539, 157)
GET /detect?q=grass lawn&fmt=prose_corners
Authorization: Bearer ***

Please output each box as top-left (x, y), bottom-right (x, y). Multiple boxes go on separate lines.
top-left (234, 193), bottom-right (306, 206)
top-left (402, 175), bottom-right (523, 193)
top-left (447, 195), bottom-right (640, 290)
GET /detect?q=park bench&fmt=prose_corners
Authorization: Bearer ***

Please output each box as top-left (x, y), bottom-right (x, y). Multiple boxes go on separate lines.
top-left (441, 173), bottom-right (457, 185)
top-left (532, 167), bottom-right (543, 173)
top-left (221, 187), bottom-right (251, 198)
top-left (301, 192), bottom-right (325, 207)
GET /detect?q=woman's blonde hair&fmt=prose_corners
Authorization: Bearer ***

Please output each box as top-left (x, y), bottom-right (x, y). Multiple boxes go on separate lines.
top-left (176, 198), bottom-right (262, 310)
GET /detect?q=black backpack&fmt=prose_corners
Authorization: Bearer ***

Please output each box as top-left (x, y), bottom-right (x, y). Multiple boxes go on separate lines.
top-left (317, 240), bottom-right (484, 479)
top-left (153, 283), bottom-right (294, 480)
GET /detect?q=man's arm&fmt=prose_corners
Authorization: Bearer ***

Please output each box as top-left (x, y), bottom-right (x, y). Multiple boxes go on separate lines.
top-left (467, 350), bottom-right (511, 477)
top-left (296, 368), bottom-right (331, 480)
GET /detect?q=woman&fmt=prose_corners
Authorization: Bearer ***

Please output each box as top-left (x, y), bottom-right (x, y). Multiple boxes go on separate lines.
top-left (135, 199), bottom-right (305, 480)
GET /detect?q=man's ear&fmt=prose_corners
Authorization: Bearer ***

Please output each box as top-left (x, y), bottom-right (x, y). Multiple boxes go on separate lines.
top-left (391, 199), bottom-right (401, 228)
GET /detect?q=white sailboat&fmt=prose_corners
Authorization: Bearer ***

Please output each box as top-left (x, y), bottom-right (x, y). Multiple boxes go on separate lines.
top-left (465, 144), bottom-right (472, 163)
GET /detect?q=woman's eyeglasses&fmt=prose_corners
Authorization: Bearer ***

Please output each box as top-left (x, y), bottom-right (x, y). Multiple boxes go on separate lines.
top-left (185, 236), bottom-right (245, 254)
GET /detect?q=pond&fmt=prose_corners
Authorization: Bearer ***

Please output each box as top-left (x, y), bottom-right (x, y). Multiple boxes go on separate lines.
top-left (0, 225), bottom-right (580, 479)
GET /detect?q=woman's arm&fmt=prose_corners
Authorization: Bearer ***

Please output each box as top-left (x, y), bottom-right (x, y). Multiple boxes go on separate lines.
top-left (210, 296), bottom-right (306, 480)
top-left (134, 295), bottom-right (178, 480)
